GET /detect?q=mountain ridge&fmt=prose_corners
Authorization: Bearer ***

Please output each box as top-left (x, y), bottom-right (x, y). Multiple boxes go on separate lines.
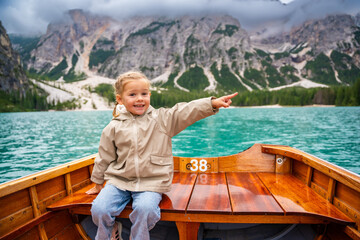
top-left (4, 9), bottom-right (360, 109)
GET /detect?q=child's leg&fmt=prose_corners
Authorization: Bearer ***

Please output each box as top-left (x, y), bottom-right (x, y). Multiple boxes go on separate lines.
top-left (91, 184), bottom-right (131, 240)
top-left (129, 191), bottom-right (162, 240)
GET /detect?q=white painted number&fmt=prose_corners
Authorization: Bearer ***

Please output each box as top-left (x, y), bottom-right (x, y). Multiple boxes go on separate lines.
top-left (190, 159), bottom-right (198, 171)
top-left (199, 159), bottom-right (207, 172)
top-left (189, 159), bottom-right (208, 172)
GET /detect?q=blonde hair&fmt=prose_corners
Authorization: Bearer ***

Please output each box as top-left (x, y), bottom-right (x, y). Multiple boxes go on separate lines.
top-left (113, 71), bottom-right (151, 117)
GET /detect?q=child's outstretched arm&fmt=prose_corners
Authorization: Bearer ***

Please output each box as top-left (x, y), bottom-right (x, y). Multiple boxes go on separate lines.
top-left (211, 92), bottom-right (238, 109)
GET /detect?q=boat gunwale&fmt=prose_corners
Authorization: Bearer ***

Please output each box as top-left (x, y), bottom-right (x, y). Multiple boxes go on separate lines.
top-left (0, 154), bottom-right (97, 198)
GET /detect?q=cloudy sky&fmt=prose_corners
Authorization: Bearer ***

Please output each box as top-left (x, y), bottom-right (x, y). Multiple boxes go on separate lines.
top-left (1, 0), bottom-right (360, 35)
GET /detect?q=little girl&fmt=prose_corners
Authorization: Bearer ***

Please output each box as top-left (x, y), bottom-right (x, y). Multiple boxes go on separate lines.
top-left (86, 71), bottom-right (237, 240)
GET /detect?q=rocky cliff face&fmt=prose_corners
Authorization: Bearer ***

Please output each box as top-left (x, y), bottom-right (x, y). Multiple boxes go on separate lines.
top-left (99, 15), bottom-right (250, 81)
top-left (253, 14), bottom-right (360, 86)
top-left (26, 9), bottom-right (114, 75)
top-left (257, 14), bottom-right (357, 53)
top-left (0, 21), bottom-right (29, 95)
top-left (14, 10), bottom-right (360, 92)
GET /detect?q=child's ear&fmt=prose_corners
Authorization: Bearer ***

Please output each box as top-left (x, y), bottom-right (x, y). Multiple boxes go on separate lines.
top-left (116, 94), bottom-right (122, 105)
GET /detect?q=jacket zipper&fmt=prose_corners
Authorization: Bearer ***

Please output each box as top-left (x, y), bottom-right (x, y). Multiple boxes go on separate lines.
top-left (133, 117), bottom-right (140, 191)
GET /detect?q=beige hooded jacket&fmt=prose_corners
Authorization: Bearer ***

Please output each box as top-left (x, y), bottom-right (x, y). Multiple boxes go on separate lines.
top-left (90, 97), bottom-right (217, 193)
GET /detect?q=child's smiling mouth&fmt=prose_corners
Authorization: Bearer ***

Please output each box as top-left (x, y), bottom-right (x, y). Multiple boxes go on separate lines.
top-left (134, 104), bottom-right (145, 108)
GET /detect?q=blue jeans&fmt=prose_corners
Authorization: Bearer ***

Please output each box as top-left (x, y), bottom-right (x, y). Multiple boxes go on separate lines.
top-left (91, 184), bottom-right (162, 240)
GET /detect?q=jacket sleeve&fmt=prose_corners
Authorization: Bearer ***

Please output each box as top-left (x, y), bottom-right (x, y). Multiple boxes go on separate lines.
top-left (90, 122), bottom-right (117, 184)
top-left (157, 97), bottom-right (218, 137)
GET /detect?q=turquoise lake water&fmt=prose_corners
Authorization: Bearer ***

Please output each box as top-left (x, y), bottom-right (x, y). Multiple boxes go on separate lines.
top-left (0, 107), bottom-right (359, 184)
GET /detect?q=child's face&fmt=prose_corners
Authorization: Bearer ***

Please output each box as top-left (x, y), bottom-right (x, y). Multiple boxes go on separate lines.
top-left (117, 79), bottom-right (151, 116)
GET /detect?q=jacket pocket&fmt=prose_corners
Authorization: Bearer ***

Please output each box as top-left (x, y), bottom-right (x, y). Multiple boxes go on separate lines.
top-left (150, 155), bottom-right (173, 166)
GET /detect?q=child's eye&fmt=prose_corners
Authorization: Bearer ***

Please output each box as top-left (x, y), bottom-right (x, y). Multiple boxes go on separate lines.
top-left (129, 93), bottom-right (136, 97)
top-left (142, 92), bottom-right (149, 96)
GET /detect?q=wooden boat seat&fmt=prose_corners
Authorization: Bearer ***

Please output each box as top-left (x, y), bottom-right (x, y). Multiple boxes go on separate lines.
top-left (47, 171), bottom-right (354, 239)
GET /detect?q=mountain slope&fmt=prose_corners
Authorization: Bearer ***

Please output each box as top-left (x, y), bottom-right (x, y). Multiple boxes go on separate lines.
top-left (10, 10), bottom-right (360, 95)
top-left (0, 21), bottom-right (29, 95)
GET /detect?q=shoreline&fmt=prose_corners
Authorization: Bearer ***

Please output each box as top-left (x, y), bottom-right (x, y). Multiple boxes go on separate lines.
top-left (231, 104), bottom-right (336, 109)
top-left (1, 104), bottom-right (340, 114)
top-left (28, 76), bottom-right (346, 112)
top-left (66, 104), bottom-right (337, 111)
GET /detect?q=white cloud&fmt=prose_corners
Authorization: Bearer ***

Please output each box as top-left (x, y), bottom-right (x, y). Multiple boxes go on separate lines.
top-left (279, 0), bottom-right (295, 4)
top-left (0, 0), bottom-right (359, 35)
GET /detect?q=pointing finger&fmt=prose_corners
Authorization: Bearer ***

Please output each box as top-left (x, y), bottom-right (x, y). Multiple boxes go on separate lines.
top-left (225, 92), bottom-right (238, 100)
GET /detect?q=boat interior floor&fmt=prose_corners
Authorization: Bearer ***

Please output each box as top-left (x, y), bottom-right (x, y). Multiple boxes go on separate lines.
top-left (81, 216), bottom-right (317, 240)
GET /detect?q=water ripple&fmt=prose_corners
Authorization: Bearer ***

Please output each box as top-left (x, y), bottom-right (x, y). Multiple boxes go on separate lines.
top-left (0, 107), bottom-right (359, 183)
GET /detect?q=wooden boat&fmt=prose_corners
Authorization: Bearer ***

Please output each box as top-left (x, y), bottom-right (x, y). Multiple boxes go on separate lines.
top-left (0, 144), bottom-right (359, 240)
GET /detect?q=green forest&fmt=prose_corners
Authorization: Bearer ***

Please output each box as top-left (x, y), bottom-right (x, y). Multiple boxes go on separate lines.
top-left (0, 85), bottom-right (78, 112)
top-left (1, 78), bottom-right (359, 112)
top-left (150, 78), bottom-right (360, 108)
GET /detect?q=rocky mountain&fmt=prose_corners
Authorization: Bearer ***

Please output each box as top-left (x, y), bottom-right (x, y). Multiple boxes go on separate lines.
top-left (11, 9), bottom-right (360, 95)
top-left (0, 21), bottom-right (30, 96)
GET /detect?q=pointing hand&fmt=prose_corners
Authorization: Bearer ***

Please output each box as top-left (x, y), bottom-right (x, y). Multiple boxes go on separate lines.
top-left (211, 92), bottom-right (238, 109)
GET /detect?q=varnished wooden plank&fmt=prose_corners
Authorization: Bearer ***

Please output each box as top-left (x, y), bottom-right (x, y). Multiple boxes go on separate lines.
top-left (226, 172), bottom-right (283, 215)
top-left (333, 197), bottom-right (360, 228)
top-left (0, 154), bottom-right (96, 198)
top-left (336, 182), bottom-right (360, 212)
top-left (39, 190), bottom-right (67, 214)
top-left (47, 184), bottom-right (97, 211)
top-left (35, 176), bottom-right (65, 201)
top-left (313, 169), bottom-right (329, 191)
top-left (15, 227), bottom-right (40, 240)
top-left (70, 167), bottom-right (90, 187)
top-left (275, 156), bottom-right (291, 174)
top-left (219, 144), bottom-right (275, 172)
top-left (65, 174), bottom-right (72, 195)
top-left (88, 164), bottom-right (94, 176)
top-left (306, 166), bottom-right (314, 187)
top-left (173, 156), bottom-right (180, 171)
top-left (258, 173), bottom-right (354, 225)
top-left (0, 206), bottom-right (34, 237)
top-left (186, 173), bottom-right (231, 213)
top-left (175, 222), bottom-right (200, 240)
top-left (262, 145), bottom-right (360, 193)
top-left (0, 188), bottom-right (31, 220)
top-left (293, 160), bottom-right (308, 183)
top-left (43, 210), bottom-right (75, 239)
top-left (37, 223), bottom-right (47, 240)
top-left (72, 179), bottom-right (92, 193)
top-left (49, 224), bottom-right (82, 240)
top-left (311, 182), bottom-right (327, 199)
top-left (344, 226), bottom-right (360, 240)
top-left (159, 172), bottom-right (197, 212)
top-left (327, 178), bottom-right (336, 203)
top-left (70, 205), bottom-right (333, 224)
top-left (29, 186), bottom-right (48, 239)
